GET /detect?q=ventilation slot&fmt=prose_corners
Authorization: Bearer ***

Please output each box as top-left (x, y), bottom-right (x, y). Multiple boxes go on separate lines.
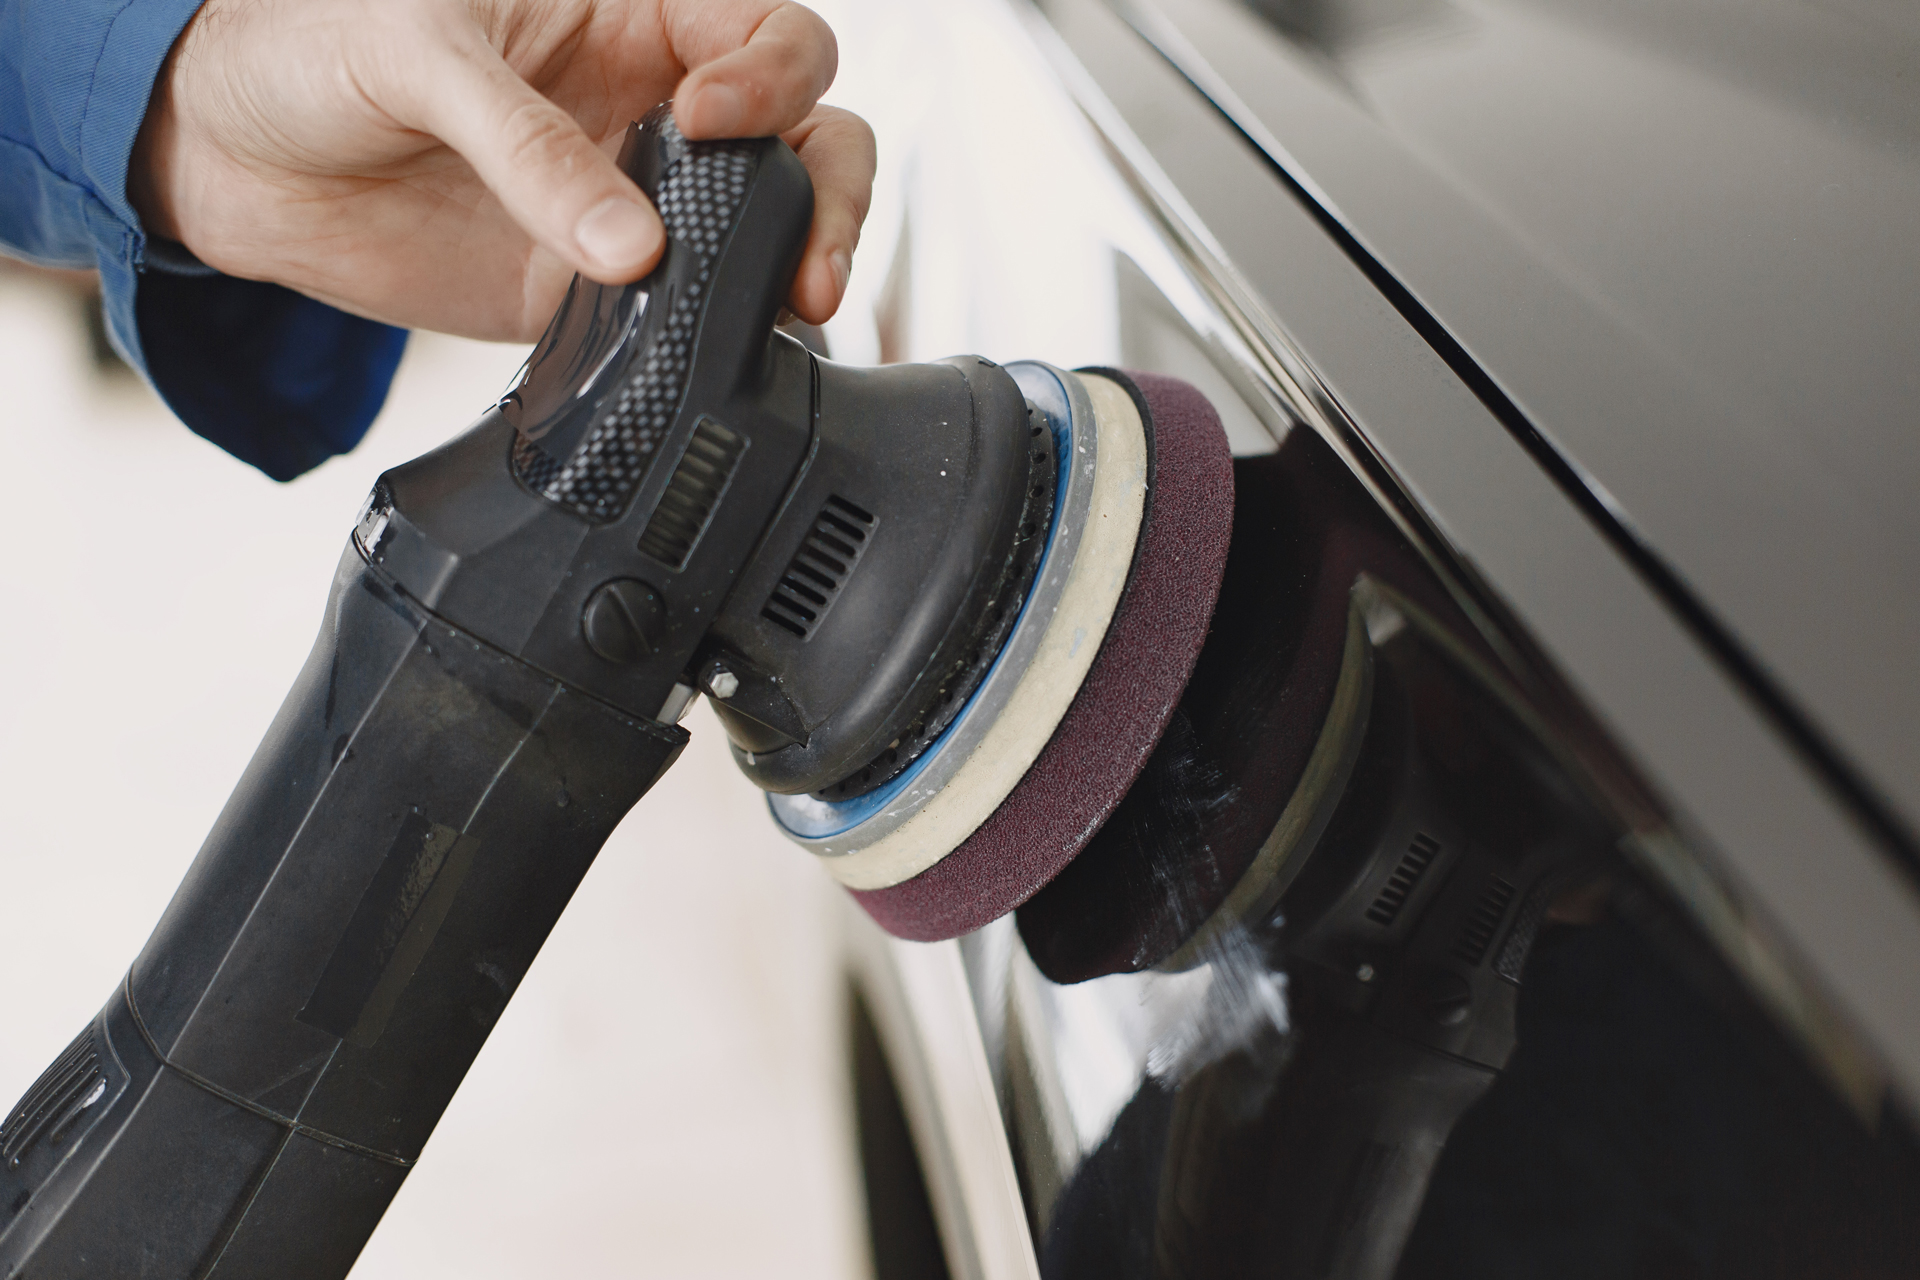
top-left (637, 417), bottom-right (747, 569)
top-left (2, 1028), bottom-right (104, 1170)
top-left (1366, 833), bottom-right (1441, 927)
top-left (762, 497), bottom-right (877, 639)
top-left (1452, 875), bottom-right (1517, 966)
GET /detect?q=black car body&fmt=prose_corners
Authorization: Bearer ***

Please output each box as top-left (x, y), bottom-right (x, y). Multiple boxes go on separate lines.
top-left (822, 0), bottom-right (1920, 1275)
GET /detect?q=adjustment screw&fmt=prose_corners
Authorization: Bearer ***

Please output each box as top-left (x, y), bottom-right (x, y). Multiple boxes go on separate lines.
top-left (708, 667), bottom-right (740, 699)
top-left (582, 579), bottom-right (666, 665)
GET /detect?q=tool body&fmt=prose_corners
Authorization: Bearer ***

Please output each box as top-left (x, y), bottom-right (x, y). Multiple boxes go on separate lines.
top-left (0, 97), bottom-right (1628, 1280)
top-left (0, 107), bottom-right (1097, 1277)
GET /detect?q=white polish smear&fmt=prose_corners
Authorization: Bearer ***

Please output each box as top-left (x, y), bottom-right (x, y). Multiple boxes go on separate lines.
top-left (1145, 924), bottom-right (1291, 1088)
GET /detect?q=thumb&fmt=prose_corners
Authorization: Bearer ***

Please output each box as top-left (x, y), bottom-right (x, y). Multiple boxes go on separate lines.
top-left (399, 29), bottom-right (663, 283)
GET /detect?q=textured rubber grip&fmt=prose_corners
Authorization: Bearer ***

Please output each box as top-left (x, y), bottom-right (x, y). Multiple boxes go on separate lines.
top-left (506, 105), bottom-right (800, 523)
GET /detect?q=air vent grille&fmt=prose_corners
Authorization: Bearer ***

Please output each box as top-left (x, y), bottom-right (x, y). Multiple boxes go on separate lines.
top-left (1366, 833), bottom-right (1441, 927)
top-left (637, 416), bottom-right (747, 569)
top-left (2, 1027), bottom-right (104, 1170)
top-left (762, 496), bottom-right (877, 639)
top-left (1453, 875), bottom-right (1517, 966)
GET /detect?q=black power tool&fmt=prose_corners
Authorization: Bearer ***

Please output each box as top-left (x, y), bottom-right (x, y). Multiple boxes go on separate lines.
top-left (0, 107), bottom-right (1234, 1277)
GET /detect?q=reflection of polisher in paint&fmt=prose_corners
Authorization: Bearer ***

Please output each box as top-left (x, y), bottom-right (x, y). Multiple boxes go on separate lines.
top-left (0, 105), bottom-right (1234, 1279)
top-left (1141, 590), bottom-right (1605, 1280)
top-left (1011, 427), bottom-right (1611, 1278)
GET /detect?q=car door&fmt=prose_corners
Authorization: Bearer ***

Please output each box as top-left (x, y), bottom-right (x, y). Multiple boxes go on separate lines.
top-left (811, 0), bottom-right (1920, 1276)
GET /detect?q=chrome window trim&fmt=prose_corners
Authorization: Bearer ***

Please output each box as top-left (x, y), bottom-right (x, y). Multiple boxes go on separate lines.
top-left (847, 912), bottom-right (1042, 1280)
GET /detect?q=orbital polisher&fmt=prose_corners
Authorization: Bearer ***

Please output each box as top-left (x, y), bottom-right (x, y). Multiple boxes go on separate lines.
top-left (0, 108), bottom-right (1233, 1276)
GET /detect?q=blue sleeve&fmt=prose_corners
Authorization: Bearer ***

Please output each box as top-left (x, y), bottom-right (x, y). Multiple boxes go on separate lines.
top-left (0, 0), bottom-right (406, 481)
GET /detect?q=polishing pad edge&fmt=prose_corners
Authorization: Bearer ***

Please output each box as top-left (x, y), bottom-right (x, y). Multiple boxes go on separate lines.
top-left (849, 369), bottom-right (1235, 941)
top-left (808, 371), bottom-right (1148, 889)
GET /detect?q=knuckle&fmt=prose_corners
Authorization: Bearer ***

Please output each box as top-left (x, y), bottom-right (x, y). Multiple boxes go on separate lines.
top-left (751, 34), bottom-right (830, 96)
top-left (781, 2), bottom-right (838, 56)
top-left (497, 99), bottom-right (584, 175)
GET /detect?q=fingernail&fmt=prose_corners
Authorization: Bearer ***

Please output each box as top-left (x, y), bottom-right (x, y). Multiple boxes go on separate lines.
top-left (576, 197), bottom-right (659, 271)
top-left (690, 83), bottom-right (745, 136)
top-left (830, 250), bottom-right (851, 295)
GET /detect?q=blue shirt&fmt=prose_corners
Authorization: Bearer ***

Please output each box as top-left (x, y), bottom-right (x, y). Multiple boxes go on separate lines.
top-left (0, 0), bottom-right (405, 480)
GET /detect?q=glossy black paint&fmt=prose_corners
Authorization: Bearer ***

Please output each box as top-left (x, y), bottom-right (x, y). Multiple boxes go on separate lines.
top-left (1013, 545), bottom-right (1920, 1278)
top-left (1135, 0), bottom-right (1920, 864)
top-left (1037, 0), bottom-right (1920, 1110)
top-left (1016, 434), bottom-right (1475, 981)
top-left (956, 3), bottom-right (1920, 1274)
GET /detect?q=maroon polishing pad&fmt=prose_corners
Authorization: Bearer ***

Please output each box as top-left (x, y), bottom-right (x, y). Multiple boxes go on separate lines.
top-left (849, 371), bottom-right (1235, 941)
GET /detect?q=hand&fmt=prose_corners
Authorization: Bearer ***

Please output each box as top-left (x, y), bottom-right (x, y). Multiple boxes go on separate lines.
top-left (130, 0), bottom-right (876, 342)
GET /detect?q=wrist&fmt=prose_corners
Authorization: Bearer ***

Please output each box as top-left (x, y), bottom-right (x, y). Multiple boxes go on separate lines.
top-left (129, 33), bottom-right (191, 245)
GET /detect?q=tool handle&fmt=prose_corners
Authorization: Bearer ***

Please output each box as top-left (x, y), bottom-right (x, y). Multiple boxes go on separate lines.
top-left (501, 103), bottom-right (813, 525)
top-left (0, 105), bottom-right (810, 1278)
top-left (0, 545), bottom-right (686, 1278)
top-left (367, 104), bottom-right (818, 723)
